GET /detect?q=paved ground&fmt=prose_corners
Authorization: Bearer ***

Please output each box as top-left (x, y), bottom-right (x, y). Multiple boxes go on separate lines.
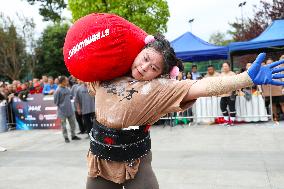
top-left (0, 121), bottom-right (284, 189)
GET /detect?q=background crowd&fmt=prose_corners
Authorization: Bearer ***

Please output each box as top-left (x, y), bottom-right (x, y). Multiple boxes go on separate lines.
top-left (176, 55), bottom-right (284, 123)
top-left (1, 54), bottom-right (284, 133)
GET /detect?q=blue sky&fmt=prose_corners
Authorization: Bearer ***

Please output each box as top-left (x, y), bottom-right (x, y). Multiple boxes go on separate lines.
top-left (1, 0), bottom-right (265, 41)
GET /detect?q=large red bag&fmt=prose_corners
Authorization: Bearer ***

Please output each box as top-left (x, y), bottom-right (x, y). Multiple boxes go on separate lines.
top-left (63, 13), bottom-right (148, 82)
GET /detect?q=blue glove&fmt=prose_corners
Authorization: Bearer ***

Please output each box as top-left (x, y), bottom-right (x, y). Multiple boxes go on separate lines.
top-left (247, 53), bottom-right (284, 86)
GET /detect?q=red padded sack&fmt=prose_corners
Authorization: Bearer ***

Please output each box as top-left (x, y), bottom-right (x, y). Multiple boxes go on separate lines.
top-left (63, 13), bottom-right (148, 82)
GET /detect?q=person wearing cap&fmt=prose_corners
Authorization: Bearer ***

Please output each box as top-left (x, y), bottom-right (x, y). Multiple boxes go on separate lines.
top-left (29, 82), bottom-right (43, 94)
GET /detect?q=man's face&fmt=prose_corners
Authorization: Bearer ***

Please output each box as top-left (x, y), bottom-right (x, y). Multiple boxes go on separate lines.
top-left (48, 78), bottom-right (54, 85)
top-left (62, 78), bottom-right (68, 86)
top-left (33, 78), bottom-right (39, 83)
top-left (131, 47), bottom-right (164, 81)
top-left (12, 80), bottom-right (17, 85)
top-left (207, 67), bottom-right (214, 75)
top-left (21, 84), bottom-right (27, 90)
top-left (7, 85), bottom-right (13, 92)
top-left (42, 76), bottom-right (48, 82)
top-left (266, 59), bottom-right (273, 65)
top-left (192, 67), bottom-right (197, 73)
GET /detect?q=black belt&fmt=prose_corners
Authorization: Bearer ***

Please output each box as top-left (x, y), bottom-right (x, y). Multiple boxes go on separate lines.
top-left (89, 120), bottom-right (151, 162)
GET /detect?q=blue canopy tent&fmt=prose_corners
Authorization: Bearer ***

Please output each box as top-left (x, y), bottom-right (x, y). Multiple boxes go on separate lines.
top-left (170, 32), bottom-right (228, 62)
top-left (229, 19), bottom-right (284, 55)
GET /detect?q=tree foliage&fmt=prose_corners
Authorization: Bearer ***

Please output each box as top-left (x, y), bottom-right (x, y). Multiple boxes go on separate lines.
top-left (68, 0), bottom-right (170, 34)
top-left (209, 31), bottom-right (234, 46)
top-left (0, 14), bottom-right (34, 80)
top-left (25, 0), bottom-right (67, 22)
top-left (34, 23), bottom-right (70, 78)
top-left (229, 0), bottom-right (284, 42)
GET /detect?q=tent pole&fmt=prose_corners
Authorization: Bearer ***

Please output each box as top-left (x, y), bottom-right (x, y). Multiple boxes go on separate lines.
top-left (230, 54), bottom-right (234, 71)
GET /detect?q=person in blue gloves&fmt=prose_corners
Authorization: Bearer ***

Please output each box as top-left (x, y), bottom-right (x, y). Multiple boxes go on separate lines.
top-left (86, 34), bottom-right (284, 189)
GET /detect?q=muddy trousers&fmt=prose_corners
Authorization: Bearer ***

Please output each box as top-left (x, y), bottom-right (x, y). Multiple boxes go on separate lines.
top-left (86, 153), bottom-right (159, 189)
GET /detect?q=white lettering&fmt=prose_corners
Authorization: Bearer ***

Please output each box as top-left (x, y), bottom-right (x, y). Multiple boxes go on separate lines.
top-left (101, 31), bottom-right (105, 38)
top-left (95, 32), bottom-right (100, 41)
top-left (67, 28), bottom-right (110, 59)
top-left (105, 29), bottom-right (109, 36)
top-left (28, 105), bottom-right (41, 112)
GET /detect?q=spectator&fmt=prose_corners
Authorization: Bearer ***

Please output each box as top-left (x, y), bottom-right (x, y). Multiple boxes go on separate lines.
top-left (28, 80), bottom-right (33, 88)
top-left (29, 82), bottom-right (43, 94)
top-left (186, 72), bottom-right (192, 79)
top-left (177, 72), bottom-right (183, 81)
top-left (266, 58), bottom-right (274, 65)
top-left (41, 75), bottom-right (48, 87)
top-left (204, 65), bottom-right (220, 78)
top-left (15, 81), bottom-right (23, 93)
top-left (182, 72), bottom-right (187, 80)
top-left (53, 76), bottom-right (81, 143)
top-left (220, 62), bottom-right (237, 125)
top-left (0, 82), bottom-right (6, 102)
top-left (242, 63), bottom-right (258, 101)
top-left (71, 79), bottom-right (85, 134)
top-left (33, 78), bottom-right (39, 84)
top-left (75, 82), bottom-right (95, 135)
top-left (17, 83), bottom-right (29, 101)
top-left (246, 63), bottom-right (252, 70)
top-left (5, 84), bottom-right (16, 129)
top-left (6, 84), bottom-right (14, 95)
top-left (43, 76), bottom-right (58, 95)
top-left (190, 65), bottom-right (201, 80)
top-left (11, 84), bottom-right (17, 95)
top-left (54, 78), bottom-right (59, 85)
top-left (68, 75), bottom-right (77, 87)
top-left (261, 58), bottom-right (284, 122)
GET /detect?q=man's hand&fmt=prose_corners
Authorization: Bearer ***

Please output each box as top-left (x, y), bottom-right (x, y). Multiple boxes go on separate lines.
top-left (49, 89), bottom-right (55, 95)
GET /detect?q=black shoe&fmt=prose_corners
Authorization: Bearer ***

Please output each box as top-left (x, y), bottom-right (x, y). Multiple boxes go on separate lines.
top-left (71, 136), bottom-right (81, 140)
top-left (65, 138), bottom-right (70, 143)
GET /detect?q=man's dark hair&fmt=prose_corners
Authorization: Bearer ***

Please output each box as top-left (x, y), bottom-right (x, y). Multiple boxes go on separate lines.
top-left (207, 65), bottom-right (214, 68)
top-left (144, 34), bottom-right (184, 74)
top-left (58, 76), bottom-right (67, 84)
top-left (192, 65), bottom-right (197, 69)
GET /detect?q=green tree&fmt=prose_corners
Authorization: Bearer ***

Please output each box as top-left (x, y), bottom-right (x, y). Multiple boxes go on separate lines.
top-left (17, 14), bottom-right (38, 79)
top-left (209, 31), bottom-right (234, 46)
top-left (0, 14), bottom-right (31, 80)
top-left (68, 0), bottom-right (170, 34)
top-left (229, 0), bottom-right (284, 42)
top-left (35, 23), bottom-right (70, 78)
top-left (25, 0), bottom-right (67, 22)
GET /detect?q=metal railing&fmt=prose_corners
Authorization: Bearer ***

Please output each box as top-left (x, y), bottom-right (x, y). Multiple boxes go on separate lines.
top-left (159, 87), bottom-right (275, 126)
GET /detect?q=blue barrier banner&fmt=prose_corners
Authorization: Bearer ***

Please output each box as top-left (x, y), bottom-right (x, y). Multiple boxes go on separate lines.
top-left (12, 94), bottom-right (61, 130)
